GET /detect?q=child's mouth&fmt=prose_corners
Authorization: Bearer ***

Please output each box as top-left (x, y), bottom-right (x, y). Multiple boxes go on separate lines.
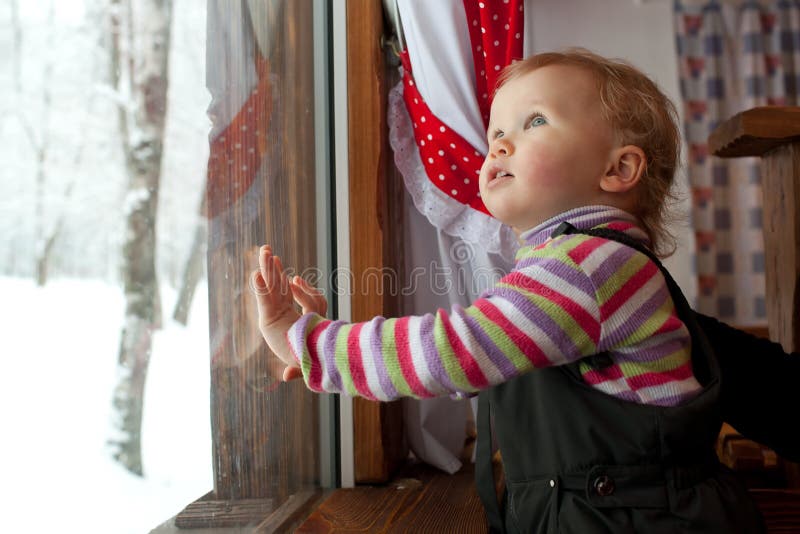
top-left (489, 170), bottom-right (514, 187)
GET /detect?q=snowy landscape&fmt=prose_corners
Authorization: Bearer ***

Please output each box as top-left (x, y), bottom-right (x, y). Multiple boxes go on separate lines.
top-left (0, 277), bottom-right (213, 533)
top-left (0, 0), bottom-right (215, 532)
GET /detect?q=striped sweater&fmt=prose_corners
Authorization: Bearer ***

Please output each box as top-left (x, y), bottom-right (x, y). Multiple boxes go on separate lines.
top-left (287, 205), bottom-right (703, 406)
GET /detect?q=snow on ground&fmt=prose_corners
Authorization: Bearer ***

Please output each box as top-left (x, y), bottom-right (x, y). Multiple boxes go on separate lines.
top-left (0, 276), bottom-right (212, 534)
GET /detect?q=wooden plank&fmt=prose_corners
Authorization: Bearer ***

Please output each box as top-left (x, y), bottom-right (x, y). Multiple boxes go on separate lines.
top-left (346, 0), bottom-right (407, 483)
top-left (709, 109), bottom-right (800, 490)
top-left (750, 490), bottom-right (800, 533)
top-left (175, 492), bottom-right (275, 529)
top-left (295, 464), bottom-right (488, 533)
top-left (709, 106), bottom-right (800, 158)
top-left (255, 489), bottom-right (326, 533)
top-left (763, 145), bottom-right (800, 490)
top-left (384, 468), bottom-right (489, 533)
top-left (762, 144), bottom-right (800, 354)
top-left (296, 483), bottom-right (418, 532)
top-left (296, 464), bottom-right (798, 534)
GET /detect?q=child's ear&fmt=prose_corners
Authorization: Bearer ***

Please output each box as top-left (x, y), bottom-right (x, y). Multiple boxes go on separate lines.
top-left (601, 145), bottom-right (646, 193)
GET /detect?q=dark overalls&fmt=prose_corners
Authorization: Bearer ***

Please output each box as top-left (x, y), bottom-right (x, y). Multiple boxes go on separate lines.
top-left (475, 223), bottom-right (765, 533)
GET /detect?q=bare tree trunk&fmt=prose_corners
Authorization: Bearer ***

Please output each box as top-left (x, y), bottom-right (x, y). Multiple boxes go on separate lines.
top-left (10, 0), bottom-right (21, 93)
top-left (172, 195), bottom-right (206, 325)
top-left (35, 225), bottom-right (59, 285)
top-left (13, 0), bottom-right (86, 284)
top-left (108, 0), bottom-right (173, 476)
top-left (33, 1), bottom-right (56, 285)
top-left (12, 0), bottom-right (56, 285)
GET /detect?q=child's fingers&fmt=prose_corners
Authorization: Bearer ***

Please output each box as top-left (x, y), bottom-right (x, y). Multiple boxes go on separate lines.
top-left (251, 270), bottom-right (274, 326)
top-left (293, 275), bottom-right (322, 296)
top-left (251, 269), bottom-right (266, 293)
top-left (273, 256), bottom-right (291, 296)
top-left (260, 246), bottom-right (278, 291)
top-left (258, 245), bottom-right (272, 276)
top-left (290, 276), bottom-right (315, 302)
top-left (291, 283), bottom-right (317, 313)
top-left (291, 276), bottom-right (328, 316)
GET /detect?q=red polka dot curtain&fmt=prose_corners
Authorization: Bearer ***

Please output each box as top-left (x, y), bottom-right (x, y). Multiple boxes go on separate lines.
top-left (390, 0), bottom-right (526, 261)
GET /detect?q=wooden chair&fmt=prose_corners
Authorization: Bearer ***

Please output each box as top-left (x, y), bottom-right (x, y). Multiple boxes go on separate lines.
top-left (709, 106), bottom-right (800, 532)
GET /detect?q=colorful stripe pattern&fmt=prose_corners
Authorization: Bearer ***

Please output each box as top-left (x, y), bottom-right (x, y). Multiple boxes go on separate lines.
top-left (288, 206), bottom-right (702, 407)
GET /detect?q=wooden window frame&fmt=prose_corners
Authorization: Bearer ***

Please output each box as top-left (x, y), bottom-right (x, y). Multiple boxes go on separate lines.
top-left (345, 0), bottom-right (409, 483)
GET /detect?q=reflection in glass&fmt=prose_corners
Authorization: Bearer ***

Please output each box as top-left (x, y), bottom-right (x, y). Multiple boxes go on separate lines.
top-left (182, 0), bottom-right (326, 526)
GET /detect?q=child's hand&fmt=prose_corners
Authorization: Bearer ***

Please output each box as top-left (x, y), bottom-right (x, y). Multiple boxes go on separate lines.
top-left (251, 245), bottom-right (302, 381)
top-left (273, 275), bottom-right (329, 382)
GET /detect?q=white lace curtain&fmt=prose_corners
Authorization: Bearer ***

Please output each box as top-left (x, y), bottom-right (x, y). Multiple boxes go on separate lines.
top-left (390, 0), bottom-right (528, 473)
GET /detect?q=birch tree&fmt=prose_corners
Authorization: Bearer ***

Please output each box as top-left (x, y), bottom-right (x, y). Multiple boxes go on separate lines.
top-left (108, 0), bottom-right (174, 476)
top-left (12, 0), bottom-right (58, 285)
top-left (172, 194), bottom-right (206, 325)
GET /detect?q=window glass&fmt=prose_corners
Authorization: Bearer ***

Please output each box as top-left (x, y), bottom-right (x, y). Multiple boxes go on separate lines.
top-left (0, 0), bottom-right (330, 531)
top-left (202, 0), bottom-right (330, 520)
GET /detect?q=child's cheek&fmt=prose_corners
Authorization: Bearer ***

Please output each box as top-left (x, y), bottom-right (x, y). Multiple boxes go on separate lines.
top-left (520, 153), bottom-right (563, 187)
top-left (478, 164), bottom-right (491, 194)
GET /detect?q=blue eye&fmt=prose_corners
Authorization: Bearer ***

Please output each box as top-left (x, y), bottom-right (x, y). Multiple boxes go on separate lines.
top-left (530, 115), bottom-right (547, 127)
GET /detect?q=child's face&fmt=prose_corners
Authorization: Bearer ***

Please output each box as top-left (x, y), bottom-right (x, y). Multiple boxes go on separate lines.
top-left (479, 65), bottom-right (617, 232)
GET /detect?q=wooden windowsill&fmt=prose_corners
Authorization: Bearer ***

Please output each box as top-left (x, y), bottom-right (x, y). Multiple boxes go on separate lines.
top-left (296, 462), bottom-right (488, 533)
top-left (151, 464), bottom-right (800, 533)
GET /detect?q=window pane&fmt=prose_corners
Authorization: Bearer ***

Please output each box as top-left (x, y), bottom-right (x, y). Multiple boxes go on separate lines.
top-left (200, 0), bottom-right (330, 526)
top-left (1, 0), bottom-right (212, 532)
top-left (1, 0), bottom-right (332, 531)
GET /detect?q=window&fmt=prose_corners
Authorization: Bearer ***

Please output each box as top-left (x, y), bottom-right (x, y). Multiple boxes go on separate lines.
top-left (1, 1), bottom-right (334, 532)
top-left (189, 0), bottom-right (336, 527)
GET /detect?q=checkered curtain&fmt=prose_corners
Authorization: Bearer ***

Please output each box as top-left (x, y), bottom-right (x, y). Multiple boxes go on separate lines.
top-left (674, 0), bottom-right (800, 324)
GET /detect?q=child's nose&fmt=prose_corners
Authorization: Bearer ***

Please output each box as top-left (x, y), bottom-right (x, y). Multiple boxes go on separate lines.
top-left (491, 138), bottom-right (513, 157)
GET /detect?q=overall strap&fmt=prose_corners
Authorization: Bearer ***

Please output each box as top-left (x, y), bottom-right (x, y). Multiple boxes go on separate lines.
top-left (551, 221), bottom-right (717, 384)
top-left (474, 221), bottom-right (720, 532)
top-left (476, 391), bottom-right (506, 533)
top-left (551, 222), bottom-right (691, 313)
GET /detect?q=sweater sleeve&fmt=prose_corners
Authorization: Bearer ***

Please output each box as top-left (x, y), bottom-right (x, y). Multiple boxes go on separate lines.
top-left (568, 232), bottom-right (699, 404)
top-left (286, 239), bottom-right (606, 401)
